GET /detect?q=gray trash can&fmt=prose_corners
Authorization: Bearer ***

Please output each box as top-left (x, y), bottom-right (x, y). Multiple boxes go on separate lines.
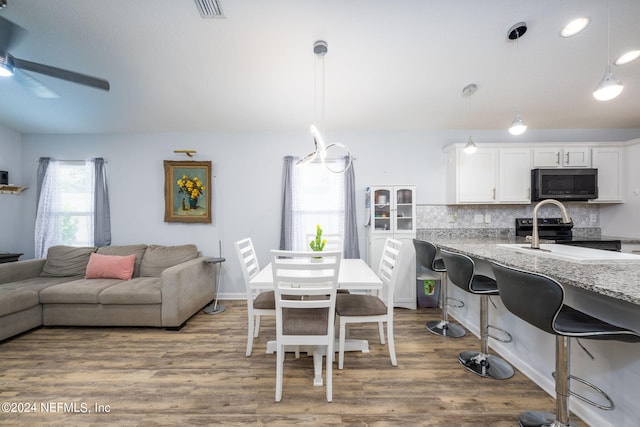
top-left (417, 279), bottom-right (440, 308)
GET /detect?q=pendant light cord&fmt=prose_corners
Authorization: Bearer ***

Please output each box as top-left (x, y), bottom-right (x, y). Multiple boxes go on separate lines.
top-left (606, 0), bottom-right (611, 66)
top-left (314, 52), bottom-right (326, 130)
top-left (515, 33), bottom-right (520, 113)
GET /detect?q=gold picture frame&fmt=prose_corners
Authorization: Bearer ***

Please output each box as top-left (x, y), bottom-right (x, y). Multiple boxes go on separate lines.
top-left (164, 160), bottom-right (212, 223)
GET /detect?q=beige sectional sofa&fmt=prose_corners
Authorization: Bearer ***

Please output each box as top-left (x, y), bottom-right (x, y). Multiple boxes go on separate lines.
top-left (0, 244), bottom-right (216, 342)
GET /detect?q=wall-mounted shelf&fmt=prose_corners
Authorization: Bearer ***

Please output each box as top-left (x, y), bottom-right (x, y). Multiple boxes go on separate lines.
top-left (0, 185), bottom-right (28, 195)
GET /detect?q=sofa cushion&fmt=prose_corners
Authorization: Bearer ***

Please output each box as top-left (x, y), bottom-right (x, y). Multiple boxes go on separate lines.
top-left (96, 244), bottom-right (147, 278)
top-left (0, 276), bottom-right (77, 293)
top-left (85, 253), bottom-right (136, 280)
top-left (0, 288), bottom-right (39, 317)
top-left (98, 277), bottom-right (162, 305)
top-left (40, 246), bottom-right (97, 277)
top-left (39, 278), bottom-right (123, 304)
top-left (140, 244), bottom-right (198, 277)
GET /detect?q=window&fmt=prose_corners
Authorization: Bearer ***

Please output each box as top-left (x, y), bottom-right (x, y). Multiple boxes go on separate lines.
top-left (291, 159), bottom-right (345, 251)
top-left (35, 158), bottom-right (110, 258)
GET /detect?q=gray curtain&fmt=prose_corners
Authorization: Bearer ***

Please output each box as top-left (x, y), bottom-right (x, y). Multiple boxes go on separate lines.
top-left (93, 158), bottom-right (111, 247)
top-left (35, 157), bottom-right (51, 215)
top-left (343, 158), bottom-right (360, 259)
top-left (279, 156), bottom-right (294, 250)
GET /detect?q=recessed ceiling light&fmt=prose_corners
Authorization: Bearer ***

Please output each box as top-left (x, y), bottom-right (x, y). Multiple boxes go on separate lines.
top-left (614, 50), bottom-right (640, 65)
top-left (560, 17), bottom-right (590, 37)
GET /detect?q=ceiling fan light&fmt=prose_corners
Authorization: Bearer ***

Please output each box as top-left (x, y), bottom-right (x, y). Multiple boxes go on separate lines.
top-left (509, 114), bottom-right (527, 135)
top-left (593, 66), bottom-right (623, 101)
top-left (463, 136), bottom-right (477, 154)
top-left (560, 17), bottom-right (590, 37)
top-left (614, 49), bottom-right (640, 65)
top-left (0, 56), bottom-right (14, 77)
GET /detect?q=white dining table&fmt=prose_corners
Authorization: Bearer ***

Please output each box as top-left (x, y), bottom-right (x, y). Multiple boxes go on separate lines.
top-left (250, 258), bottom-right (383, 293)
top-left (249, 258), bottom-right (383, 386)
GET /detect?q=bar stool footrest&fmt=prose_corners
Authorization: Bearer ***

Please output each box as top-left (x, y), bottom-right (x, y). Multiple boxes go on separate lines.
top-left (446, 297), bottom-right (465, 309)
top-left (458, 350), bottom-right (514, 380)
top-left (425, 320), bottom-right (466, 338)
top-left (488, 324), bottom-right (513, 343)
top-left (551, 372), bottom-right (615, 411)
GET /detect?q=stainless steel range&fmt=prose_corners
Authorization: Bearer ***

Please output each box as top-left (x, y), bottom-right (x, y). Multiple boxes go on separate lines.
top-left (515, 218), bottom-right (621, 252)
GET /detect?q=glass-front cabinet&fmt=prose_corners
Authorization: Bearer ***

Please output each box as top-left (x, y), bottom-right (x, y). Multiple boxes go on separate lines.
top-left (366, 185), bottom-right (416, 310)
top-left (368, 186), bottom-right (416, 234)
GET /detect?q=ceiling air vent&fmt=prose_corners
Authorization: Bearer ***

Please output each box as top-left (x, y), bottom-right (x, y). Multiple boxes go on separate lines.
top-left (194, 0), bottom-right (225, 19)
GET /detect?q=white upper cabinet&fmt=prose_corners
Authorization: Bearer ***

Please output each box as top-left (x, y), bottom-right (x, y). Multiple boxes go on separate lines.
top-left (591, 146), bottom-right (624, 203)
top-left (446, 145), bottom-right (531, 204)
top-left (533, 146), bottom-right (591, 168)
top-left (458, 147), bottom-right (498, 203)
top-left (445, 143), bottom-right (624, 205)
top-left (498, 148), bottom-right (532, 203)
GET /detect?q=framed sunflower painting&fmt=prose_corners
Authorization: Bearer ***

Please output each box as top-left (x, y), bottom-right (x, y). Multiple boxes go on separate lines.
top-left (164, 160), bottom-right (212, 223)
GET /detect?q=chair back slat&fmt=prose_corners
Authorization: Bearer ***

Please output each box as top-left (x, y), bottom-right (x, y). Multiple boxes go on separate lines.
top-left (377, 238), bottom-right (402, 304)
top-left (235, 238), bottom-right (260, 284)
top-left (270, 250), bottom-right (341, 320)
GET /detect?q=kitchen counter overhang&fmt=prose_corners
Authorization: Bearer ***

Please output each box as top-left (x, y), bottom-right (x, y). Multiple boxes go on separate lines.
top-left (433, 239), bottom-right (640, 306)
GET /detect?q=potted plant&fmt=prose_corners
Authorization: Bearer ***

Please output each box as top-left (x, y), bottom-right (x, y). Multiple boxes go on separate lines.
top-left (309, 224), bottom-right (326, 261)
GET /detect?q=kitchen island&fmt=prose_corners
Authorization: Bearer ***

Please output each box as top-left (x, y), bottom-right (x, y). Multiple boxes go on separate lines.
top-left (431, 238), bottom-right (640, 427)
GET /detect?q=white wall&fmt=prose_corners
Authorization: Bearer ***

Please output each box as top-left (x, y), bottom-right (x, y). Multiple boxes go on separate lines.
top-left (0, 125), bottom-right (24, 256)
top-left (600, 140), bottom-right (640, 238)
top-left (18, 131), bottom-right (446, 297)
top-left (14, 128), bottom-right (640, 297)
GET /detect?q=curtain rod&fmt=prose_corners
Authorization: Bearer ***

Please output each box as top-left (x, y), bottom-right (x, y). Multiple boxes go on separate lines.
top-left (36, 158), bottom-right (108, 162)
top-left (283, 156), bottom-right (356, 162)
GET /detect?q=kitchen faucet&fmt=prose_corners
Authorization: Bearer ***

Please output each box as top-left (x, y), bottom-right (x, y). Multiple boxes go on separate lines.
top-left (530, 199), bottom-right (572, 249)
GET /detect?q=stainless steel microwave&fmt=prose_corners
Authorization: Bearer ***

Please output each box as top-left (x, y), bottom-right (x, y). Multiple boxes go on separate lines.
top-left (531, 168), bottom-right (598, 201)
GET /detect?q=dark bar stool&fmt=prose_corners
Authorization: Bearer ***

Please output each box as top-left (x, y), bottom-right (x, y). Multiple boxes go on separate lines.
top-left (492, 262), bottom-right (640, 427)
top-left (413, 239), bottom-right (465, 338)
top-left (440, 249), bottom-right (514, 380)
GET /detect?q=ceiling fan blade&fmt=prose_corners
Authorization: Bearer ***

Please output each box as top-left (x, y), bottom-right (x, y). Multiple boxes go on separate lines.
top-left (11, 55), bottom-right (110, 91)
top-left (0, 16), bottom-right (26, 56)
top-left (13, 69), bottom-right (60, 98)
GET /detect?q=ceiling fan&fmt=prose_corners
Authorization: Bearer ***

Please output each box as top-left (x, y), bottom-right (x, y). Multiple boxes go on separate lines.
top-left (0, 15), bottom-right (110, 97)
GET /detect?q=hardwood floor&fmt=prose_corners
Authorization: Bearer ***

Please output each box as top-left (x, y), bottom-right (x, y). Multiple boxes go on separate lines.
top-left (0, 300), bottom-right (586, 426)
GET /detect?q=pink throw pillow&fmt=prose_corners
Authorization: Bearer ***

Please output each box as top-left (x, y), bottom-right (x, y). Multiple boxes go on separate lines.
top-left (85, 253), bottom-right (136, 280)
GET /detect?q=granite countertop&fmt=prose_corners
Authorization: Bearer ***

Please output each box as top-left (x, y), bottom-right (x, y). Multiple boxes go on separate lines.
top-left (430, 238), bottom-right (640, 306)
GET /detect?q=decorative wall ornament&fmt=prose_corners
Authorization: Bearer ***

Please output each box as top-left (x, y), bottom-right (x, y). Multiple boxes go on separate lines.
top-left (164, 160), bottom-right (212, 223)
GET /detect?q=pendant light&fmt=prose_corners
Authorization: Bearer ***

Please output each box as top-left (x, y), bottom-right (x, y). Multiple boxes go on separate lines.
top-left (593, 0), bottom-right (623, 101)
top-left (297, 40), bottom-right (353, 173)
top-left (508, 22), bottom-right (527, 136)
top-left (462, 83), bottom-right (477, 154)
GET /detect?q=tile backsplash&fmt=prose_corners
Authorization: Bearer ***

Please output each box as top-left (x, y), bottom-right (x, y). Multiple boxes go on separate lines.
top-left (416, 203), bottom-right (600, 238)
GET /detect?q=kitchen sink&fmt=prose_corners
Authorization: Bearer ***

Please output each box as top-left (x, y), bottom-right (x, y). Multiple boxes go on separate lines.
top-left (497, 243), bottom-right (640, 262)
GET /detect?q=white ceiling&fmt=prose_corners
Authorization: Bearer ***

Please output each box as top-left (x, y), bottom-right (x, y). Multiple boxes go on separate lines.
top-left (0, 0), bottom-right (639, 135)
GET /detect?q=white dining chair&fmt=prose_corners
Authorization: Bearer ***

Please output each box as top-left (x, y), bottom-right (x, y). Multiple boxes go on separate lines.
top-left (336, 238), bottom-right (401, 369)
top-left (271, 249), bottom-right (342, 403)
top-left (235, 238), bottom-right (275, 357)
